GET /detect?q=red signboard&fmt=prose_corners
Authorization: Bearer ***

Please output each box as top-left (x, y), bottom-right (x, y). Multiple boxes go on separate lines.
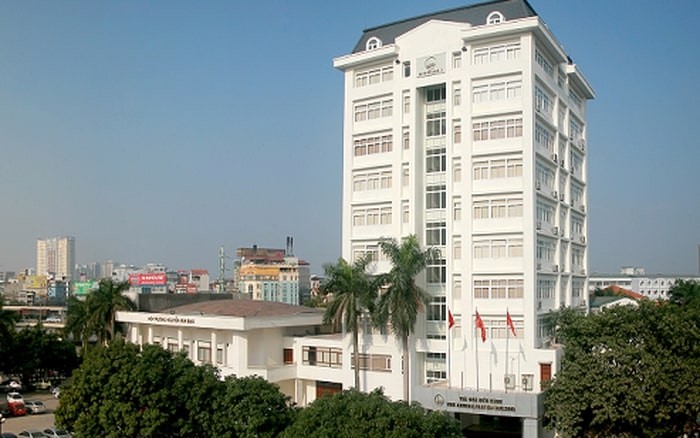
top-left (129, 273), bottom-right (167, 286)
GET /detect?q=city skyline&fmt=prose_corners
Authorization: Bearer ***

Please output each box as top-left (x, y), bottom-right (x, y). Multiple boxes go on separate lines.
top-left (1, 0), bottom-right (699, 276)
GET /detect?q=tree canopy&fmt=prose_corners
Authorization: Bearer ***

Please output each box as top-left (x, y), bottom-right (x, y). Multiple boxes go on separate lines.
top-left (281, 388), bottom-right (461, 438)
top-left (544, 297), bottom-right (700, 437)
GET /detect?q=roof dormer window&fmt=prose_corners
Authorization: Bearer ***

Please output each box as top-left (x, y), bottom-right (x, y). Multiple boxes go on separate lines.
top-left (487, 11), bottom-right (504, 25)
top-left (366, 37), bottom-right (382, 51)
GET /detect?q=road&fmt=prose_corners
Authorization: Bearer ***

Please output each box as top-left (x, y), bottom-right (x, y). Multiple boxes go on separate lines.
top-left (2, 391), bottom-right (60, 435)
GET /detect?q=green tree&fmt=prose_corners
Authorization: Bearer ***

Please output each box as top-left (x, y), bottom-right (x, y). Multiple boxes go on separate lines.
top-left (211, 376), bottom-right (296, 438)
top-left (667, 279), bottom-right (700, 307)
top-left (64, 296), bottom-right (90, 350)
top-left (377, 235), bottom-right (439, 401)
top-left (0, 295), bottom-right (19, 370)
top-left (282, 388), bottom-right (461, 438)
top-left (544, 301), bottom-right (700, 437)
top-left (321, 256), bottom-right (377, 390)
top-left (87, 278), bottom-right (135, 345)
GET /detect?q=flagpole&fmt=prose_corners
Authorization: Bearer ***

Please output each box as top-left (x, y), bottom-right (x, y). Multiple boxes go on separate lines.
top-left (475, 308), bottom-right (479, 391)
top-left (505, 308), bottom-right (510, 393)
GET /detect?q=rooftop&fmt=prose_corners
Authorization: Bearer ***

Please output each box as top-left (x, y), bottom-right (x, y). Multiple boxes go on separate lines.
top-left (164, 299), bottom-right (323, 318)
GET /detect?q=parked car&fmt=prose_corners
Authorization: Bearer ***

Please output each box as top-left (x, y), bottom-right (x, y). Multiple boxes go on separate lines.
top-left (6, 393), bottom-right (23, 404)
top-left (2, 433), bottom-right (19, 438)
top-left (18, 431), bottom-right (48, 438)
top-left (34, 380), bottom-right (52, 390)
top-left (1, 400), bottom-right (26, 416)
top-left (0, 380), bottom-right (22, 392)
top-left (42, 429), bottom-right (70, 438)
top-left (25, 400), bottom-right (46, 415)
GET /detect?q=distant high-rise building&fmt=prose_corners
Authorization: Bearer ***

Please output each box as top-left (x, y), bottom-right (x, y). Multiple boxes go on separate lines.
top-left (36, 236), bottom-right (75, 280)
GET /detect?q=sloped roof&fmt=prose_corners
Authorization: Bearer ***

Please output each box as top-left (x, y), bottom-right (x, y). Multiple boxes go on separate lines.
top-left (607, 285), bottom-right (645, 301)
top-left (164, 299), bottom-right (323, 318)
top-left (352, 0), bottom-right (537, 53)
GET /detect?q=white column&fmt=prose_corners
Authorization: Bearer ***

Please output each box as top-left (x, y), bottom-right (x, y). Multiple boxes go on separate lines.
top-left (177, 328), bottom-right (183, 352)
top-left (147, 326), bottom-right (153, 344)
top-left (522, 417), bottom-right (540, 438)
top-left (211, 331), bottom-right (217, 365)
top-left (130, 324), bottom-right (139, 344)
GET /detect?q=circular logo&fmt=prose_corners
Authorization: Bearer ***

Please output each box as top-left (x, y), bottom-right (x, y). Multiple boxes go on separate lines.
top-left (424, 56), bottom-right (437, 71)
top-left (433, 393), bottom-right (445, 406)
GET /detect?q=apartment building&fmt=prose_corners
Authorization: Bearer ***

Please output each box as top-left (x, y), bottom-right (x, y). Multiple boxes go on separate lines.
top-left (36, 236), bottom-right (75, 280)
top-left (333, 0), bottom-right (593, 435)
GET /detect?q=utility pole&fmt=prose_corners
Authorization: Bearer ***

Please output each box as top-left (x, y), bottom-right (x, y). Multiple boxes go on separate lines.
top-left (218, 245), bottom-right (226, 293)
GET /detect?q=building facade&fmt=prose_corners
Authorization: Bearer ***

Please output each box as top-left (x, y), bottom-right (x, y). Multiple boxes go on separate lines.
top-left (36, 236), bottom-right (75, 280)
top-left (334, 0), bottom-right (593, 435)
top-left (236, 245), bottom-right (310, 306)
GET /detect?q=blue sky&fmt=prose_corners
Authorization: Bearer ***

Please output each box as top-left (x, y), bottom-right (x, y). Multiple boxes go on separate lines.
top-left (1, 0), bottom-right (699, 276)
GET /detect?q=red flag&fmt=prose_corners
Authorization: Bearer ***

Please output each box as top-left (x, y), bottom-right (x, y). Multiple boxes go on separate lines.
top-left (448, 310), bottom-right (455, 329)
top-left (475, 311), bottom-right (486, 342)
top-left (506, 311), bottom-right (517, 337)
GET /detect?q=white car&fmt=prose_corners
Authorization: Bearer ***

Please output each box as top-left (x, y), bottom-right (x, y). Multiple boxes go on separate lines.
top-left (25, 400), bottom-right (47, 414)
top-left (7, 392), bottom-right (23, 403)
top-left (42, 428), bottom-right (71, 438)
top-left (51, 386), bottom-right (61, 398)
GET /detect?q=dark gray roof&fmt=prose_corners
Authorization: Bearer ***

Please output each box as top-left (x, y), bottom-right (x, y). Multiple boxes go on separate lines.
top-left (352, 0), bottom-right (538, 54)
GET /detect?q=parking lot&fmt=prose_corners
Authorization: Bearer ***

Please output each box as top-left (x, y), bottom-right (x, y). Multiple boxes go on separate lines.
top-left (2, 392), bottom-right (60, 435)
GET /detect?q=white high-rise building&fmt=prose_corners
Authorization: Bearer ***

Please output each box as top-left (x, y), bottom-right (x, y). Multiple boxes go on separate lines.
top-left (334, 0), bottom-right (593, 434)
top-left (36, 236), bottom-right (76, 280)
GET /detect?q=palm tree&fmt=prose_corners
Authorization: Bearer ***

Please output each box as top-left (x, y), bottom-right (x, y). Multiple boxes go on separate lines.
top-left (86, 278), bottom-right (135, 345)
top-left (64, 296), bottom-right (90, 350)
top-left (321, 255), bottom-right (377, 390)
top-left (377, 234), bottom-right (440, 402)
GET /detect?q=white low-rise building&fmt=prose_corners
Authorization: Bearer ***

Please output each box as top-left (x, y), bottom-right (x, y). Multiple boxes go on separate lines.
top-left (116, 300), bottom-right (405, 405)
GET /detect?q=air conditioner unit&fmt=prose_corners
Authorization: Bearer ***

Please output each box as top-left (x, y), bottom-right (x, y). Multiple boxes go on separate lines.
top-left (522, 374), bottom-right (534, 391)
top-left (560, 228), bottom-right (565, 236)
top-left (504, 374), bottom-right (516, 390)
top-left (580, 205), bottom-right (586, 212)
top-left (569, 136), bottom-right (574, 142)
top-left (580, 236), bottom-right (586, 244)
top-left (559, 193), bottom-right (565, 201)
top-left (552, 226), bottom-right (559, 235)
top-left (553, 264), bottom-right (559, 272)
top-left (580, 300), bottom-right (587, 308)
top-left (581, 269), bottom-right (587, 275)
top-left (537, 301), bottom-right (542, 310)
top-left (552, 190), bottom-right (558, 199)
top-left (536, 221), bottom-right (542, 230)
top-left (551, 153), bottom-right (558, 162)
top-left (560, 158), bottom-right (565, 167)
top-left (536, 181), bottom-right (541, 190)
top-left (537, 262), bottom-right (542, 271)
top-left (536, 106), bottom-right (541, 113)
top-left (579, 139), bottom-right (585, 150)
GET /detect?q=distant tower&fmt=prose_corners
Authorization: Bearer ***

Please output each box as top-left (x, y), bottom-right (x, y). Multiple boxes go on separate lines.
top-left (36, 236), bottom-right (75, 280)
top-left (218, 245), bottom-right (226, 293)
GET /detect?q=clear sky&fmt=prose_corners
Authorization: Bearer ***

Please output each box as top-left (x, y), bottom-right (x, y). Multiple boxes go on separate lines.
top-left (1, 0), bottom-right (699, 277)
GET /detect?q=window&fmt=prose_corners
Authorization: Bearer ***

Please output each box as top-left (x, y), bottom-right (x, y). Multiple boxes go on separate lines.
top-left (452, 52), bottom-right (462, 69)
top-left (473, 238), bottom-right (523, 259)
top-left (402, 165), bottom-right (409, 187)
top-left (535, 85), bottom-right (552, 115)
top-left (535, 49), bottom-right (554, 76)
top-left (426, 259), bottom-right (447, 284)
top-left (403, 61), bottom-right (411, 77)
top-left (426, 85), bottom-right (446, 102)
top-left (537, 238), bottom-right (555, 262)
top-left (303, 346), bottom-right (342, 368)
top-left (351, 206), bottom-right (392, 227)
top-left (472, 117), bottom-right (522, 141)
top-left (283, 348), bottom-right (294, 364)
top-left (473, 278), bottom-right (524, 299)
top-left (453, 122), bottom-right (462, 143)
top-left (569, 89), bottom-right (582, 108)
top-left (472, 78), bottom-right (521, 103)
top-left (353, 133), bottom-right (392, 157)
top-left (453, 200), bottom-right (462, 221)
top-left (402, 129), bottom-right (410, 150)
top-left (426, 148), bottom-right (446, 173)
top-left (453, 239), bottom-right (462, 260)
top-left (352, 353), bottom-right (392, 372)
top-left (473, 197), bottom-right (523, 219)
top-left (403, 94), bottom-right (410, 114)
top-left (426, 111), bottom-right (447, 137)
top-left (366, 37), bottom-right (382, 51)
top-left (537, 279), bottom-right (555, 299)
top-left (352, 169), bottom-right (392, 192)
top-left (426, 185), bottom-right (446, 209)
top-left (402, 201), bottom-right (409, 223)
top-left (354, 99), bottom-right (393, 122)
top-left (535, 123), bottom-right (554, 152)
top-left (486, 11), bottom-right (504, 25)
top-left (453, 160), bottom-right (462, 182)
top-left (197, 345), bottom-right (211, 364)
top-left (453, 86), bottom-right (461, 106)
top-left (427, 296), bottom-right (447, 321)
top-left (473, 41), bottom-right (520, 64)
top-left (426, 222), bottom-right (446, 246)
